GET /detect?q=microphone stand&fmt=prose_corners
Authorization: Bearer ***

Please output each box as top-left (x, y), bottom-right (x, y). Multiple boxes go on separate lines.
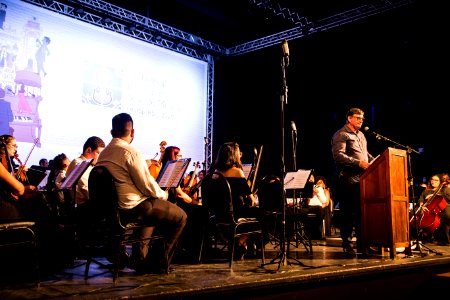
top-left (369, 130), bottom-right (439, 256)
top-left (262, 55), bottom-right (307, 270)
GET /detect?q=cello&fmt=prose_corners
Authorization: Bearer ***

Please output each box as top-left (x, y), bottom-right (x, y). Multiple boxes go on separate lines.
top-left (410, 181), bottom-right (448, 234)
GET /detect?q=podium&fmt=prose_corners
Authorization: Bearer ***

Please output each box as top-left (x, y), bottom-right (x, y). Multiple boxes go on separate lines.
top-left (360, 147), bottom-right (411, 258)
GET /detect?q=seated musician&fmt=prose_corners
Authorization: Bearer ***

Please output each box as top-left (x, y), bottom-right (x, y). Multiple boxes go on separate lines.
top-left (45, 153), bottom-right (71, 214)
top-left (0, 136), bottom-right (60, 268)
top-left (209, 142), bottom-right (266, 260)
top-left (65, 136), bottom-right (105, 224)
top-left (158, 146), bottom-right (207, 263)
top-left (304, 175), bottom-right (331, 240)
top-left (415, 174), bottom-right (450, 245)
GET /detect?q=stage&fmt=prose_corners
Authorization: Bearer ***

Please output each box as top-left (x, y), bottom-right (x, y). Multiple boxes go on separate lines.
top-left (2, 233), bottom-right (450, 300)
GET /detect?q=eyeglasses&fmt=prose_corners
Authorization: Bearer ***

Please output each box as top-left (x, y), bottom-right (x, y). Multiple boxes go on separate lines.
top-left (8, 144), bottom-right (17, 148)
top-left (353, 115), bottom-right (365, 121)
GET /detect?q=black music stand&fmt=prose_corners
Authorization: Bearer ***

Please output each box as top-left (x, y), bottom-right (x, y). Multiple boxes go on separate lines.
top-left (285, 169), bottom-right (314, 254)
top-left (156, 158), bottom-right (191, 188)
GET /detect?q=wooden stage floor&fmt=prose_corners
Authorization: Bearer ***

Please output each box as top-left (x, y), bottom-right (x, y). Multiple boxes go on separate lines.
top-left (2, 234), bottom-right (450, 300)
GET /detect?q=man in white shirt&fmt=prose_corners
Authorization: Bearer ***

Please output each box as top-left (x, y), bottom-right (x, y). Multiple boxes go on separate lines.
top-left (66, 136), bottom-right (105, 227)
top-left (96, 113), bottom-right (187, 274)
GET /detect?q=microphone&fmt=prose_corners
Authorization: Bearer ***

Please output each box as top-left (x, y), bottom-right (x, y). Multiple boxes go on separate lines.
top-left (282, 39), bottom-right (289, 57)
top-left (364, 127), bottom-right (382, 140)
top-left (281, 39), bottom-right (289, 66)
top-left (291, 121), bottom-right (297, 133)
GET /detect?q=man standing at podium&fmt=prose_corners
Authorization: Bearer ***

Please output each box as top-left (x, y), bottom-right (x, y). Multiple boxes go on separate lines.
top-left (331, 107), bottom-right (375, 255)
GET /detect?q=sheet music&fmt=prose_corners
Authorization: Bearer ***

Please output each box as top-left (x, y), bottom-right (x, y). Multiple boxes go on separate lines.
top-left (284, 169), bottom-right (313, 190)
top-left (157, 158), bottom-right (191, 188)
top-left (59, 159), bottom-right (93, 190)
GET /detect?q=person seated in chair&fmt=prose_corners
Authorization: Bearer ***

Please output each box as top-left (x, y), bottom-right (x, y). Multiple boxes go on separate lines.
top-left (157, 145), bottom-right (207, 263)
top-left (66, 136), bottom-right (105, 225)
top-left (304, 175), bottom-right (331, 240)
top-left (209, 142), bottom-right (266, 259)
top-left (96, 113), bottom-right (187, 274)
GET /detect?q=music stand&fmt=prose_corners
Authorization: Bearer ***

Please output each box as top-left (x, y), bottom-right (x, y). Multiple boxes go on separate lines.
top-left (57, 159), bottom-right (94, 212)
top-left (156, 158), bottom-right (191, 188)
top-left (285, 169), bottom-right (314, 253)
top-left (59, 159), bottom-right (93, 191)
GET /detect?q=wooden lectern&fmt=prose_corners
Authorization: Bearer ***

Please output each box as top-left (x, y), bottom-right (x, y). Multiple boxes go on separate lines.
top-left (360, 147), bottom-right (411, 258)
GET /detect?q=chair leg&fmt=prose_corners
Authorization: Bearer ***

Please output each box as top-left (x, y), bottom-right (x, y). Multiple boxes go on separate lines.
top-left (84, 258), bottom-right (92, 280)
top-left (113, 243), bottom-right (121, 284)
top-left (260, 234), bottom-right (265, 265)
top-left (229, 237), bottom-right (236, 268)
top-left (31, 234), bottom-right (40, 288)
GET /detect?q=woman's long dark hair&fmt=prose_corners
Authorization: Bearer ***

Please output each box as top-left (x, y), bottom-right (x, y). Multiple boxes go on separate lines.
top-left (210, 142), bottom-right (242, 173)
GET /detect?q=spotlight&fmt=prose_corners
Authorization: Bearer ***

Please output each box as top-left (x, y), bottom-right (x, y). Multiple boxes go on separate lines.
top-left (102, 18), bottom-right (112, 24)
top-left (75, 8), bottom-right (84, 14)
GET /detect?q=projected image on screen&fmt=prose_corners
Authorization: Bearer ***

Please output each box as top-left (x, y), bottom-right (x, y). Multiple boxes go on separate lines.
top-left (0, 0), bottom-right (207, 171)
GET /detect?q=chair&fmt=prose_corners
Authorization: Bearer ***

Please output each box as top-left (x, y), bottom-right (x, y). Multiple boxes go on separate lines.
top-left (84, 165), bottom-right (165, 283)
top-left (0, 220), bottom-right (40, 287)
top-left (200, 171), bottom-right (265, 268)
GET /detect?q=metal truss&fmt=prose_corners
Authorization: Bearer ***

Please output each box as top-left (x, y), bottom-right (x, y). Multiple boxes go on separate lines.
top-left (229, 0), bottom-right (415, 56)
top-left (250, 0), bottom-right (313, 27)
top-left (205, 58), bottom-right (214, 170)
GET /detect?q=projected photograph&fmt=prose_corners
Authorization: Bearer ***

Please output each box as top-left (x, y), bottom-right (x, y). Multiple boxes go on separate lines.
top-left (0, 0), bottom-right (207, 169)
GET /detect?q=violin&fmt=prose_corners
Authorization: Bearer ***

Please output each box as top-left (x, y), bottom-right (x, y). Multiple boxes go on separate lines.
top-left (149, 140), bottom-right (167, 179)
top-left (14, 154), bottom-right (28, 184)
top-left (182, 161), bottom-right (200, 200)
top-left (247, 145), bottom-right (263, 194)
top-left (13, 138), bottom-right (39, 184)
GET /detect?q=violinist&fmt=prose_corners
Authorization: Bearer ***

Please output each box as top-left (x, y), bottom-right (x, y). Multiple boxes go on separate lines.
top-left (0, 137), bottom-right (60, 268)
top-left (0, 134), bottom-right (27, 182)
top-left (210, 142), bottom-right (266, 259)
top-left (0, 158), bottom-right (26, 219)
top-left (159, 145), bottom-right (207, 263)
top-left (159, 146), bottom-right (195, 205)
top-left (416, 174), bottom-right (450, 245)
top-left (0, 135), bottom-right (54, 228)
